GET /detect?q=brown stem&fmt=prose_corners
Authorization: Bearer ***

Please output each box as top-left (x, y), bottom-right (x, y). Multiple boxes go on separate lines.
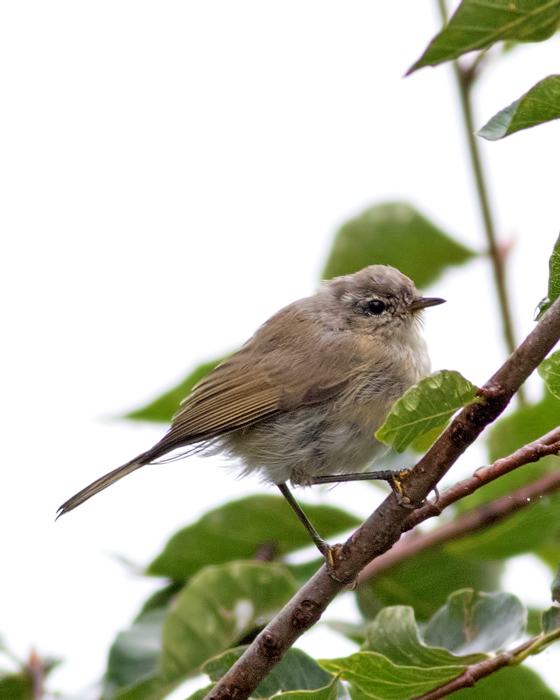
top-left (403, 426), bottom-right (560, 532)
top-left (27, 650), bottom-right (45, 700)
top-left (205, 298), bottom-right (560, 700)
top-left (359, 463), bottom-right (560, 583)
top-left (410, 638), bottom-right (535, 700)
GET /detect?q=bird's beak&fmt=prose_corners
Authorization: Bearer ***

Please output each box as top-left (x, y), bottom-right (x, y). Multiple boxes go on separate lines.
top-left (407, 296), bottom-right (446, 313)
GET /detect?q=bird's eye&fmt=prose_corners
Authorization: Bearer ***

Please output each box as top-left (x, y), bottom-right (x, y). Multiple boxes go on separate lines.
top-left (366, 299), bottom-right (386, 315)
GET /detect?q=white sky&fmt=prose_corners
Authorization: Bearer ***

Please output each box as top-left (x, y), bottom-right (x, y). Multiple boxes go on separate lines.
top-left (1, 2), bottom-right (559, 697)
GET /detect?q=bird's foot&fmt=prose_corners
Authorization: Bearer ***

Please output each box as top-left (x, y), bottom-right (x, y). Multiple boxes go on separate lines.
top-left (316, 540), bottom-right (341, 570)
top-left (387, 469), bottom-right (417, 509)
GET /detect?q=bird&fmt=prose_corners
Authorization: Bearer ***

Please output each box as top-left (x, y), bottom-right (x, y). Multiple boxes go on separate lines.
top-left (57, 265), bottom-right (445, 561)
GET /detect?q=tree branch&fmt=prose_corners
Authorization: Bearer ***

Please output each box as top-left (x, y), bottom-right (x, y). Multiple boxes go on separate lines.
top-left (411, 627), bottom-right (560, 700)
top-left (402, 426), bottom-right (560, 531)
top-left (359, 461), bottom-right (560, 583)
top-left (205, 297), bottom-right (560, 700)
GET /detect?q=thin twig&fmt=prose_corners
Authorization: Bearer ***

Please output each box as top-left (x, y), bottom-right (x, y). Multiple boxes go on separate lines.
top-left (27, 650), bottom-right (46, 700)
top-left (404, 426), bottom-right (560, 531)
top-left (205, 296), bottom-right (560, 700)
top-left (411, 628), bottom-right (560, 700)
top-left (410, 646), bottom-right (524, 700)
top-left (359, 461), bottom-right (560, 583)
top-left (436, 0), bottom-right (523, 402)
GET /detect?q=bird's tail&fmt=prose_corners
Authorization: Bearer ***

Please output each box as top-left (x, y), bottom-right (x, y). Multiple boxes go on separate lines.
top-left (56, 450), bottom-right (156, 519)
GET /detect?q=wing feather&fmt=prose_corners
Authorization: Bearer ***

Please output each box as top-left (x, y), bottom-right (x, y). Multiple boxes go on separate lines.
top-left (160, 303), bottom-right (372, 448)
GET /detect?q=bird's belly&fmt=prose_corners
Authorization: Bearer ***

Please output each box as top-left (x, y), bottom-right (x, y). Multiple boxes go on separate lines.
top-left (220, 399), bottom-right (392, 486)
top-left (219, 348), bottom-right (428, 486)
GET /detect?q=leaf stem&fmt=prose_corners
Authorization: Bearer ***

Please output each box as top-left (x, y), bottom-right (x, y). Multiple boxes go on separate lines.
top-left (436, 0), bottom-right (525, 404)
top-left (513, 628), bottom-right (560, 664)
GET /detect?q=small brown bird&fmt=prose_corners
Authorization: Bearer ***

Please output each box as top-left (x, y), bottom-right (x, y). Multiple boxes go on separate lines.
top-left (58, 265), bottom-right (444, 559)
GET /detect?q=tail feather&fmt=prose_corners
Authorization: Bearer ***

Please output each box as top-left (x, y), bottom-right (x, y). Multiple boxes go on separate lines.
top-left (57, 417), bottom-right (215, 519)
top-left (56, 454), bottom-right (150, 519)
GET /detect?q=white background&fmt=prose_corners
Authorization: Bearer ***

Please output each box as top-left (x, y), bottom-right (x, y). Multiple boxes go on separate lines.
top-left (1, 2), bottom-right (559, 697)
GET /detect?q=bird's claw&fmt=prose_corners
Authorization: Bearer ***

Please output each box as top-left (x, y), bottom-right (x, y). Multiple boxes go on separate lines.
top-left (320, 542), bottom-right (342, 570)
top-left (388, 469), bottom-right (417, 509)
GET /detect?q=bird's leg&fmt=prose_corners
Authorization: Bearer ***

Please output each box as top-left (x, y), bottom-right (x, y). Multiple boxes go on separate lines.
top-left (278, 469), bottom-right (418, 569)
top-left (312, 469), bottom-right (416, 508)
top-left (277, 483), bottom-right (338, 567)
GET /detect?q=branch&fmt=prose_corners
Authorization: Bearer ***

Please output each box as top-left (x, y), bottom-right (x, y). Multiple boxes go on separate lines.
top-left (403, 426), bottom-right (560, 531)
top-left (411, 628), bottom-right (560, 700)
top-left (359, 460), bottom-right (560, 583)
top-left (27, 650), bottom-right (46, 700)
top-left (358, 428), bottom-right (560, 580)
top-left (205, 297), bottom-right (560, 700)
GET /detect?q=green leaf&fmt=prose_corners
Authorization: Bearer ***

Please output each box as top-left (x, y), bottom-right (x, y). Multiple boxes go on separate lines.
top-left (527, 607), bottom-right (545, 635)
top-left (0, 652), bottom-right (60, 700)
top-left (184, 685), bottom-right (214, 700)
top-left (0, 673), bottom-right (34, 700)
top-left (111, 676), bottom-right (179, 700)
top-left (273, 679), bottom-right (338, 700)
top-left (478, 75), bottom-right (560, 140)
top-left (357, 551), bottom-right (503, 622)
top-left (408, 0), bottom-right (560, 73)
top-left (537, 233), bottom-right (560, 319)
top-left (551, 564), bottom-right (560, 603)
top-left (161, 561), bottom-right (297, 683)
top-left (322, 203), bottom-right (475, 288)
top-left (324, 621), bottom-right (367, 646)
top-left (135, 581), bottom-right (184, 620)
top-left (535, 541), bottom-right (560, 570)
top-left (104, 610), bottom-right (165, 698)
top-left (320, 595), bottom-right (527, 700)
top-left (501, 39), bottom-right (520, 53)
top-left (410, 423), bottom-right (448, 453)
top-left (111, 565), bottom-right (298, 698)
top-left (539, 350), bottom-right (560, 400)
top-left (542, 606), bottom-right (560, 632)
top-left (422, 590), bottom-right (526, 655)
top-left (203, 646), bottom-right (335, 698)
top-left (123, 355), bottom-right (230, 423)
top-left (450, 664), bottom-right (560, 700)
top-left (362, 606), bottom-right (486, 666)
top-left (319, 652), bottom-right (465, 700)
top-left (147, 495), bottom-right (360, 580)
top-left (375, 371), bottom-right (480, 453)
top-left (445, 491), bottom-right (560, 560)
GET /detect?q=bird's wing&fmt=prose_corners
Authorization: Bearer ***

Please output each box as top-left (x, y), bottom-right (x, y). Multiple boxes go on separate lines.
top-left (162, 310), bottom-right (362, 449)
top-left (170, 360), bottom-right (282, 443)
top-left (165, 347), bottom-right (351, 447)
